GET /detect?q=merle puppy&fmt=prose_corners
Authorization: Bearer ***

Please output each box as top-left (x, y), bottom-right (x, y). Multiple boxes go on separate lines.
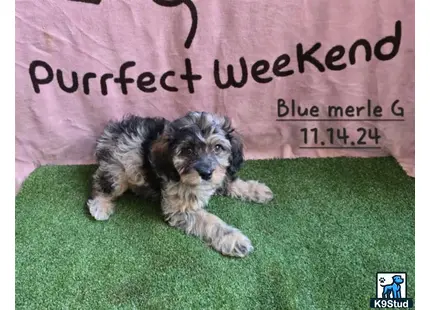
top-left (87, 111), bottom-right (273, 257)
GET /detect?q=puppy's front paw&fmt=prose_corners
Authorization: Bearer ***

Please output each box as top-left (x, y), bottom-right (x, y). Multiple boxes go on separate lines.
top-left (215, 230), bottom-right (254, 258)
top-left (87, 197), bottom-right (114, 221)
top-left (248, 181), bottom-right (273, 204)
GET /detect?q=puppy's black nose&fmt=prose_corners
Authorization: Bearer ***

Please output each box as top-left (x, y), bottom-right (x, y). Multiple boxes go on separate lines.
top-left (195, 167), bottom-right (214, 180)
top-left (198, 169), bottom-right (214, 180)
top-left (194, 159), bottom-right (215, 181)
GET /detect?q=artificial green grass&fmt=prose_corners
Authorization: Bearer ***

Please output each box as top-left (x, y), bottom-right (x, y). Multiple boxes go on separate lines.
top-left (15, 157), bottom-right (415, 310)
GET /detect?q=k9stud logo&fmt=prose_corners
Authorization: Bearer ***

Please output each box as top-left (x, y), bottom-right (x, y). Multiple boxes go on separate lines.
top-left (370, 272), bottom-right (414, 308)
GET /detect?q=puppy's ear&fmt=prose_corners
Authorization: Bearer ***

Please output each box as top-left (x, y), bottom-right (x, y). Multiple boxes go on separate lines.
top-left (227, 131), bottom-right (244, 176)
top-left (222, 117), bottom-right (244, 177)
top-left (150, 133), bottom-right (180, 182)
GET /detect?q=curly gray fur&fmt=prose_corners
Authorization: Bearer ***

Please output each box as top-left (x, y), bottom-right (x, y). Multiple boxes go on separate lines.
top-left (86, 111), bottom-right (273, 257)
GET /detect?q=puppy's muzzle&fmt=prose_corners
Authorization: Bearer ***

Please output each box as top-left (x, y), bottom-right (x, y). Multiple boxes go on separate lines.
top-left (194, 158), bottom-right (216, 181)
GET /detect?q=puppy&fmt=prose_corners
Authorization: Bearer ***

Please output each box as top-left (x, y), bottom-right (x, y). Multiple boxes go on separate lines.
top-left (87, 111), bottom-right (273, 257)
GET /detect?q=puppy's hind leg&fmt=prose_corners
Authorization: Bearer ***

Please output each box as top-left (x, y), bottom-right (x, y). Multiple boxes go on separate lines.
top-left (225, 178), bottom-right (273, 204)
top-left (87, 164), bottom-right (128, 221)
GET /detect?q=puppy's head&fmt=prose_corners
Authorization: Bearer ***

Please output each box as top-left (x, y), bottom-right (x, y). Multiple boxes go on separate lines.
top-left (150, 111), bottom-right (243, 185)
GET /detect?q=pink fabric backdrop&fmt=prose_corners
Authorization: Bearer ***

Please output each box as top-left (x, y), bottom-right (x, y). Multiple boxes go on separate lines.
top-left (15, 0), bottom-right (415, 193)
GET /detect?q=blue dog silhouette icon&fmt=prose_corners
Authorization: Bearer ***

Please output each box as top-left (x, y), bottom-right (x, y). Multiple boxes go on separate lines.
top-left (381, 275), bottom-right (404, 298)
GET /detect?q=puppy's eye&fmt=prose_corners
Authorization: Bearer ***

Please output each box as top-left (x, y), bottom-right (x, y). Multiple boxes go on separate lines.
top-left (214, 144), bottom-right (225, 152)
top-left (182, 147), bottom-right (194, 155)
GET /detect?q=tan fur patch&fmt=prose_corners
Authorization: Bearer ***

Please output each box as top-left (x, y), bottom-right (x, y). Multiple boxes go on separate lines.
top-left (211, 166), bottom-right (226, 186)
top-left (87, 196), bottom-right (115, 221)
top-left (227, 178), bottom-right (273, 203)
top-left (127, 171), bottom-right (146, 187)
top-left (162, 180), bottom-right (214, 214)
top-left (213, 229), bottom-right (253, 257)
top-left (180, 170), bottom-right (201, 186)
top-left (151, 137), bottom-right (168, 156)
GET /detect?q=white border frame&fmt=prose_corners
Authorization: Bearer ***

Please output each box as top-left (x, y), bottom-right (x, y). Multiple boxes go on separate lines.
top-left (1, 0), bottom-right (15, 308)
top-left (415, 0), bottom-right (427, 308)
top-left (6, 1), bottom-right (423, 309)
